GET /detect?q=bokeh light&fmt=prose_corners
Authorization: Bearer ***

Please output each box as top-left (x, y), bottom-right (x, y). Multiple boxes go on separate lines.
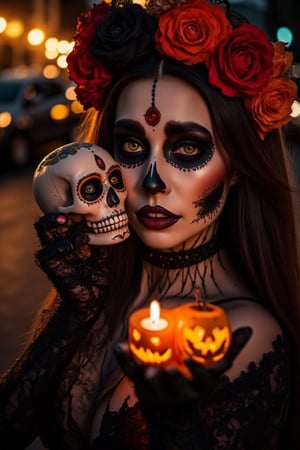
top-left (291, 100), bottom-right (300, 118)
top-left (0, 17), bottom-right (7, 34)
top-left (57, 54), bottom-right (68, 69)
top-left (50, 104), bottom-right (70, 120)
top-left (27, 28), bottom-right (45, 46)
top-left (0, 112), bottom-right (12, 128)
top-left (43, 65), bottom-right (61, 79)
top-left (5, 20), bottom-right (24, 38)
top-left (276, 26), bottom-right (293, 47)
top-left (65, 85), bottom-right (77, 101)
top-left (57, 40), bottom-right (70, 54)
top-left (45, 49), bottom-right (59, 60)
top-left (45, 37), bottom-right (58, 51)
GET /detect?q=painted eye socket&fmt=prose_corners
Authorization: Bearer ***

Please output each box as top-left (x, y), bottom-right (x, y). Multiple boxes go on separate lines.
top-left (108, 168), bottom-right (125, 190)
top-left (78, 175), bottom-right (103, 203)
top-left (114, 138), bottom-right (147, 167)
top-left (166, 139), bottom-right (214, 170)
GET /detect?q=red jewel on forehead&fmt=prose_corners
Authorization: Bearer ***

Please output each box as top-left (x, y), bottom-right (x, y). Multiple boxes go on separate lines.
top-left (144, 74), bottom-right (161, 127)
top-left (145, 106), bottom-right (161, 127)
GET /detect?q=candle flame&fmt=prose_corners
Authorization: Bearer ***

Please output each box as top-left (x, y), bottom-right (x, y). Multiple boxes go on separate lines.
top-left (150, 300), bottom-right (160, 323)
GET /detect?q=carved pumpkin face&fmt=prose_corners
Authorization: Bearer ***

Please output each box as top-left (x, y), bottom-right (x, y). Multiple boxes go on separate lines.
top-left (128, 305), bottom-right (174, 366)
top-left (174, 302), bottom-right (232, 368)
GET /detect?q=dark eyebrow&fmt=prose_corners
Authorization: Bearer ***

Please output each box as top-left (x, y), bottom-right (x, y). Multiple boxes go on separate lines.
top-left (165, 121), bottom-right (213, 139)
top-left (114, 119), bottom-right (146, 137)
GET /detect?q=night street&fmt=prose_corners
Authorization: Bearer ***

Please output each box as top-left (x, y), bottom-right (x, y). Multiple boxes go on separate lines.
top-left (0, 164), bottom-right (52, 449)
top-left (0, 165), bottom-right (51, 375)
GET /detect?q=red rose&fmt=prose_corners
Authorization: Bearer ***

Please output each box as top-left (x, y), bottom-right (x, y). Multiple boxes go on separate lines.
top-left (207, 23), bottom-right (274, 97)
top-left (245, 77), bottom-right (297, 140)
top-left (67, 46), bottom-right (112, 110)
top-left (67, 45), bottom-right (112, 85)
top-left (74, 2), bottom-right (110, 45)
top-left (66, 1), bottom-right (113, 110)
top-left (155, 0), bottom-right (232, 65)
top-left (75, 80), bottom-right (109, 111)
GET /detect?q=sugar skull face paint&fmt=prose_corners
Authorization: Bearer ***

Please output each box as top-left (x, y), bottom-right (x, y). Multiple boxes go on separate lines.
top-left (114, 76), bottom-right (237, 250)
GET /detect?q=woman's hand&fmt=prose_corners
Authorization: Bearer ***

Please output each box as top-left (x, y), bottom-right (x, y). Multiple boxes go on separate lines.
top-left (115, 327), bottom-right (252, 409)
top-left (34, 212), bottom-right (110, 312)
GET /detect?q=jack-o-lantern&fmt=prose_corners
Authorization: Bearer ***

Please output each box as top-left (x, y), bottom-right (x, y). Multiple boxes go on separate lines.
top-left (128, 300), bottom-right (175, 366)
top-left (174, 302), bottom-right (232, 369)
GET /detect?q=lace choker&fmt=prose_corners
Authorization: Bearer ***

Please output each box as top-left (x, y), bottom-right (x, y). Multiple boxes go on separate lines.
top-left (143, 233), bottom-right (224, 269)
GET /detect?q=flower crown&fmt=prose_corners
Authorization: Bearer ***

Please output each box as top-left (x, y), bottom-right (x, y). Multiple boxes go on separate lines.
top-left (67, 0), bottom-right (298, 140)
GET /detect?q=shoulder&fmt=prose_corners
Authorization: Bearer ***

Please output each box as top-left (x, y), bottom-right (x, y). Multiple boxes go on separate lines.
top-left (221, 299), bottom-right (287, 380)
top-left (223, 298), bottom-right (283, 340)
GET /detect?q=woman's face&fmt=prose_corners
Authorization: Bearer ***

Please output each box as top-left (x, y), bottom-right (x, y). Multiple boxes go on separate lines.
top-left (113, 75), bottom-right (236, 250)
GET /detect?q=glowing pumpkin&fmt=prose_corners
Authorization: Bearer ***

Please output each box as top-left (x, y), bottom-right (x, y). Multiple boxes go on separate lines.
top-left (128, 301), bottom-right (175, 365)
top-left (174, 302), bottom-right (232, 369)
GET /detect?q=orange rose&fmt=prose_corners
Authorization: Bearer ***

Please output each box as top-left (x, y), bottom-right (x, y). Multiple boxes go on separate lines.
top-left (245, 77), bottom-right (297, 140)
top-left (272, 42), bottom-right (293, 78)
top-left (155, 0), bottom-right (232, 65)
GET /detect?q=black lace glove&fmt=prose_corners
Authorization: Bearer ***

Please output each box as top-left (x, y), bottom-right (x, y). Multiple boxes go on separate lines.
top-left (115, 327), bottom-right (252, 450)
top-left (34, 212), bottom-right (110, 316)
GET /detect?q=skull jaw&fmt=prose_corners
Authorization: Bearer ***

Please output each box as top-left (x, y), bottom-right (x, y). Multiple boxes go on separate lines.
top-left (88, 225), bottom-right (130, 245)
top-left (86, 210), bottom-right (130, 245)
top-left (57, 209), bottom-right (130, 246)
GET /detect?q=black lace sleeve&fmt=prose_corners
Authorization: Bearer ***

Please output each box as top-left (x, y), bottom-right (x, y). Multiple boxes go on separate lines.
top-left (0, 292), bottom-right (107, 450)
top-left (144, 335), bottom-right (289, 450)
top-left (204, 336), bottom-right (290, 449)
top-left (0, 214), bottom-right (112, 449)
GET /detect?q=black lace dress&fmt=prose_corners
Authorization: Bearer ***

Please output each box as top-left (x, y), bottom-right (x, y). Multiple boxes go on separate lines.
top-left (94, 335), bottom-right (290, 450)
top-left (0, 298), bottom-right (291, 450)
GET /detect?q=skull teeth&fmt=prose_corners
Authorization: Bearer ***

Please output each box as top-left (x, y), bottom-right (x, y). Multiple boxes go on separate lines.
top-left (86, 212), bottom-right (128, 234)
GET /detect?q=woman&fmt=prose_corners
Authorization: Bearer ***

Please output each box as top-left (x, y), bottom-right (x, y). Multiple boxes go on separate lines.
top-left (1, 0), bottom-right (299, 449)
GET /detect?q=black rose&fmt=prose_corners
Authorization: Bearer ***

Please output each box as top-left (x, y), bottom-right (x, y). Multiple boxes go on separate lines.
top-left (91, 4), bottom-right (157, 71)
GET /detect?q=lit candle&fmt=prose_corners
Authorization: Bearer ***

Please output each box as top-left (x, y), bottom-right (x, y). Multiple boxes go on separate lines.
top-left (140, 300), bottom-right (168, 330)
top-left (128, 300), bottom-right (175, 366)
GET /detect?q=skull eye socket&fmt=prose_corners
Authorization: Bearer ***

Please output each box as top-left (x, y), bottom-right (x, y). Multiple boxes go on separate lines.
top-left (109, 168), bottom-right (125, 191)
top-left (78, 175), bottom-right (103, 203)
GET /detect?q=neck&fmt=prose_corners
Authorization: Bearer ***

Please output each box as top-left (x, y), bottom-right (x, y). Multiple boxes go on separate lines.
top-left (143, 231), bottom-right (224, 270)
top-left (142, 230), bottom-right (228, 301)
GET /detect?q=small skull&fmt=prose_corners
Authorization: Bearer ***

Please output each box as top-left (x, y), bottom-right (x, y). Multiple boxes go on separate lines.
top-left (33, 142), bottom-right (130, 245)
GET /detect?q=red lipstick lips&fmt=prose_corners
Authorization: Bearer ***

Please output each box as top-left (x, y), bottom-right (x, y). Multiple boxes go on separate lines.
top-left (136, 205), bottom-right (181, 230)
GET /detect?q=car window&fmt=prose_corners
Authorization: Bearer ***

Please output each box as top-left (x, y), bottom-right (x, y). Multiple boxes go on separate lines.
top-left (23, 83), bottom-right (45, 105)
top-left (0, 81), bottom-right (22, 103)
top-left (42, 81), bottom-right (64, 98)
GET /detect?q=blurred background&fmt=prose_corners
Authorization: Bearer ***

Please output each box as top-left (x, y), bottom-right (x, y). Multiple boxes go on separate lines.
top-left (0, 1), bottom-right (299, 449)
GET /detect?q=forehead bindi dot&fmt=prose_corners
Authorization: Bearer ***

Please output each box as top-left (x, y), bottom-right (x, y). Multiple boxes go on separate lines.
top-left (144, 75), bottom-right (161, 127)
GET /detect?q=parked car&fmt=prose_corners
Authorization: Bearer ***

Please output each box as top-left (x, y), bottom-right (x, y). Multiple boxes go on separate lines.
top-left (0, 71), bottom-right (82, 168)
